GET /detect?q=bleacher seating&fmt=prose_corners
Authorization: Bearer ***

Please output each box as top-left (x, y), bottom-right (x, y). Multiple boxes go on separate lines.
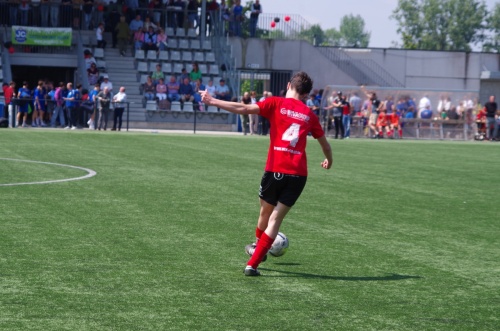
top-left (146, 50), bottom-right (157, 61)
top-left (171, 101), bottom-right (182, 111)
top-left (165, 27), bottom-right (175, 38)
top-left (161, 63), bottom-right (172, 74)
top-left (137, 61), bottom-right (148, 73)
top-left (175, 29), bottom-right (186, 38)
top-left (193, 52), bottom-right (204, 62)
top-left (181, 51), bottom-right (192, 62)
top-left (170, 51), bottom-right (181, 62)
top-left (93, 47), bottom-right (104, 59)
top-left (173, 63), bottom-right (183, 74)
top-left (209, 64), bottom-right (220, 76)
top-left (135, 49), bottom-right (145, 60)
top-left (205, 52), bottom-right (215, 62)
top-left (187, 29), bottom-right (197, 38)
top-left (190, 40), bottom-right (200, 49)
top-left (158, 50), bottom-right (169, 61)
top-left (178, 39), bottom-right (190, 50)
top-left (167, 39), bottom-right (178, 48)
top-left (148, 62), bottom-right (160, 72)
top-left (183, 102), bottom-right (194, 112)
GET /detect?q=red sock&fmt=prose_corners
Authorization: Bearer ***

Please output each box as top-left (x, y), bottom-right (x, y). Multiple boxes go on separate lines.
top-left (398, 129), bottom-right (402, 137)
top-left (248, 232), bottom-right (274, 269)
top-left (255, 227), bottom-right (264, 241)
top-left (379, 131), bottom-right (383, 136)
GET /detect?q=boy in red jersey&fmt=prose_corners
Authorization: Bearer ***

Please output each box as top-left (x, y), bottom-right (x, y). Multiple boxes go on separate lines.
top-left (200, 72), bottom-right (333, 276)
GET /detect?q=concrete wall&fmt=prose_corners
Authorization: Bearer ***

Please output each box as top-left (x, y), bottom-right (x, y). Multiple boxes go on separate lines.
top-left (228, 37), bottom-right (357, 91)
top-left (228, 38), bottom-right (500, 94)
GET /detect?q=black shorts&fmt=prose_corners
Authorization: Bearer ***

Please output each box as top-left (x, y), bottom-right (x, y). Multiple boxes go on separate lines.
top-left (259, 172), bottom-right (307, 207)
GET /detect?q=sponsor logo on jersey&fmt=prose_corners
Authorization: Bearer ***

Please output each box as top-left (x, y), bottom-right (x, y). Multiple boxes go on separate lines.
top-left (280, 108), bottom-right (310, 122)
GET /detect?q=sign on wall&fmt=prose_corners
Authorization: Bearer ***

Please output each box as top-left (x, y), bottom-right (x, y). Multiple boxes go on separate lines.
top-left (11, 26), bottom-right (72, 47)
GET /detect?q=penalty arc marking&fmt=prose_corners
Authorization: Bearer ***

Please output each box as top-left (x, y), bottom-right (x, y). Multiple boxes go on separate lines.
top-left (0, 158), bottom-right (97, 187)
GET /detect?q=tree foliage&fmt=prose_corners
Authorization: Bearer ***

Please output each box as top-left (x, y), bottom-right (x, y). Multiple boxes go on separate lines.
top-left (300, 15), bottom-right (370, 47)
top-left (483, 2), bottom-right (500, 52)
top-left (392, 0), bottom-right (487, 51)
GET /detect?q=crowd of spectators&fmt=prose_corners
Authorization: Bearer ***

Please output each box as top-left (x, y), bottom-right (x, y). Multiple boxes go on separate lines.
top-left (318, 88), bottom-right (499, 141)
top-left (140, 61), bottom-right (230, 110)
top-left (2, 76), bottom-right (128, 131)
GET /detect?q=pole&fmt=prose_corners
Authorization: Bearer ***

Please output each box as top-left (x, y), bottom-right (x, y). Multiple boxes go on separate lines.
top-left (193, 103), bottom-right (197, 134)
top-left (200, 0), bottom-right (206, 44)
top-left (126, 102), bottom-right (130, 132)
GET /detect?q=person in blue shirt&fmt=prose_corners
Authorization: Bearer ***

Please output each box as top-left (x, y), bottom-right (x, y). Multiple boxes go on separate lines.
top-left (179, 77), bottom-right (195, 102)
top-left (33, 81), bottom-right (47, 127)
top-left (231, 0), bottom-right (243, 37)
top-left (64, 82), bottom-right (81, 129)
top-left (143, 26), bottom-right (158, 52)
top-left (16, 81), bottom-right (31, 128)
top-left (86, 84), bottom-right (100, 130)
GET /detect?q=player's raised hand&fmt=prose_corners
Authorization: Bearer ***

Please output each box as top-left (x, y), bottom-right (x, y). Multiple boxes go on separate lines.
top-left (200, 89), bottom-right (213, 105)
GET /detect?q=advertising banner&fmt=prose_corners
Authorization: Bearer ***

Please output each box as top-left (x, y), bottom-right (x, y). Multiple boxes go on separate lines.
top-left (12, 26), bottom-right (72, 46)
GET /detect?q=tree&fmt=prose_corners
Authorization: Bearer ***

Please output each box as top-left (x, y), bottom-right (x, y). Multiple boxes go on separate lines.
top-left (483, 2), bottom-right (500, 52)
top-left (298, 24), bottom-right (325, 46)
top-left (323, 28), bottom-right (342, 46)
top-left (338, 14), bottom-right (371, 47)
top-left (392, 0), bottom-right (487, 51)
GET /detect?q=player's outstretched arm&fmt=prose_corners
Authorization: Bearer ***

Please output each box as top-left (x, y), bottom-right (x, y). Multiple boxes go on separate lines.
top-left (200, 90), bottom-right (260, 115)
top-left (317, 135), bottom-right (333, 169)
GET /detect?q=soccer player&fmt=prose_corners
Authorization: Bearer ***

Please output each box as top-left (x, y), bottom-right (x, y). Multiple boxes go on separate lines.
top-left (200, 71), bottom-right (333, 276)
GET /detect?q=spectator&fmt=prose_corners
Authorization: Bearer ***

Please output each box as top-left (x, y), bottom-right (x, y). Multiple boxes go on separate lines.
top-left (96, 22), bottom-right (107, 48)
top-left (50, 0), bottom-right (60, 27)
top-left (84, 49), bottom-right (97, 70)
top-left (3, 81), bottom-right (16, 116)
top-left (112, 86), bottom-right (127, 131)
top-left (418, 94), bottom-right (431, 118)
top-left (16, 81), bottom-right (31, 128)
top-left (166, 76), bottom-right (180, 101)
top-left (133, 27), bottom-right (146, 51)
top-left (129, 14), bottom-right (144, 33)
top-left (64, 82), bottom-right (81, 129)
top-left (230, 0), bottom-right (243, 37)
top-left (151, 64), bottom-right (164, 85)
top-left (328, 91), bottom-right (344, 139)
top-left (143, 76), bottom-right (156, 101)
top-left (249, 0), bottom-right (262, 37)
top-left (249, 90), bottom-right (258, 134)
top-left (96, 86), bottom-right (112, 130)
top-left (240, 92), bottom-right (251, 135)
top-left (156, 28), bottom-right (167, 51)
top-left (150, 0), bottom-right (162, 26)
top-left (306, 93), bottom-right (319, 115)
top-left (100, 74), bottom-right (113, 93)
top-left (206, 0), bottom-right (219, 35)
top-left (484, 95), bottom-right (498, 141)
top-left (206, 79), bottom-right (216, 97)
top-left (60, 0), bottom-right (72, 27)
top-left (116, 15), bottom-right (131, 56)
top-left (94, 0), bottom-right (106, 30)
top-left (361, 87), bottom-right (382, 138)
top-left (179, 77), bottom-right (195, 103)
top-left (143, 26), bottom-right (158, 52)
top-left (156, 78), bottom-right (168, 101)
top-left (87, 62), bottom-right (100, 85)
top-left (174, 0), bottom-right (185, 29)
top-left (215, 79), bottom-right (230, 101)
top-left (349, 92), bottom-right (362, 116)
top-left (143, 16), bottom-right (157, 31)
top-left (87, 83), bottom-right (100, 129)
top-left (258, 91), bottom-right (268, 135)
top-left (189, 62), bottom-right (202, 83)
top-left (187, 0), bottom-right (199, 29)
top-left (178, 68), bottom-right (189, 84)
top-left (19, 0), bottom-right (30, 26)
top-left (83, 0), bottom-right (94, 30)
top-left (50, 82), bottom-right (67, 128)
top-left (33, 80), bottom-right (47, 127)
top-left (40, 0), bottom-right (50, 27)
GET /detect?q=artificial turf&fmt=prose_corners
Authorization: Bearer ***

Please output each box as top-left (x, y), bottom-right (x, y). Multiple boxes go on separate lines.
top-left (0, 130), bottom-right (498, 330)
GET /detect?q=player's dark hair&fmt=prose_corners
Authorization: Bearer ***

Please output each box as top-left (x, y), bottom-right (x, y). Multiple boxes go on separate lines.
top-left (289, 71), bottom-right (313, 96)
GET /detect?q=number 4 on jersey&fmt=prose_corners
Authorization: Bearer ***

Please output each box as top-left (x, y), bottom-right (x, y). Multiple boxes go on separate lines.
top-left (282, 123), bottom-right (301, 147)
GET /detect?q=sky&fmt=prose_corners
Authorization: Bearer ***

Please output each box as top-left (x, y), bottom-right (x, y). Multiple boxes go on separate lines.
top-left (260, 0), bottom-right (499, 48)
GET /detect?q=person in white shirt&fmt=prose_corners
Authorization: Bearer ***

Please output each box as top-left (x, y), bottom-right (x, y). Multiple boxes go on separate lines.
top-left (100, 75), bottom-right (113, 93)
top-left (418, 95), bottom-right (431, 118)
top-left (96, 22), bottom-right (107, 48)
top-left (111, 86), bottom-right (127, 131)
top-left (206, 79), bottom-right (216, 97)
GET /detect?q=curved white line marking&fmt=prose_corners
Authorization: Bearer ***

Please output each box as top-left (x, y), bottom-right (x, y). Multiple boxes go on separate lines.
top-left (0, 158), bottom-right (97, 187)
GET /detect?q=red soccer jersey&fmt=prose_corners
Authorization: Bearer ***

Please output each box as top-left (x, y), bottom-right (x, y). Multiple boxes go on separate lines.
top-left (257, 96), bottom-right (325, 176)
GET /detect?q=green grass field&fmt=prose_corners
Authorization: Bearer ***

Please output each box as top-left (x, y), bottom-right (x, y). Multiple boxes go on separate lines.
top-left (0, 130), bottom-right (499, 330)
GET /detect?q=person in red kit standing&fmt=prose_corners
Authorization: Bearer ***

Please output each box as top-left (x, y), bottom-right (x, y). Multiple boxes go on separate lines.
top-left (200, 71), bottom-right (333, 276)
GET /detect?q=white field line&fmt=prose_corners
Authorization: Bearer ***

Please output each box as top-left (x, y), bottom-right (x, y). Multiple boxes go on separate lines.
top-left (0, 158), bottom-right (97, 187)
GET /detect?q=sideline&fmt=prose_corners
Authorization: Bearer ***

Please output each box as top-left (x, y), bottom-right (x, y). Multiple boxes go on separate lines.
top-left (0, 158), bottom-right (97, 187)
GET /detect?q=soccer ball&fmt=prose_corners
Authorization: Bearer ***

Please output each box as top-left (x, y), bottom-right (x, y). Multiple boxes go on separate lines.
top-left (268, 232), bottom-right (289, 257)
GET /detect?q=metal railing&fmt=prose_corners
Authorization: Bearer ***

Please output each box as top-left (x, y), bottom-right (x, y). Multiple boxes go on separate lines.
top-left (317, 47), bottom-right (405, 87)
top-left (244, 13), bottom-right (312, 40)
